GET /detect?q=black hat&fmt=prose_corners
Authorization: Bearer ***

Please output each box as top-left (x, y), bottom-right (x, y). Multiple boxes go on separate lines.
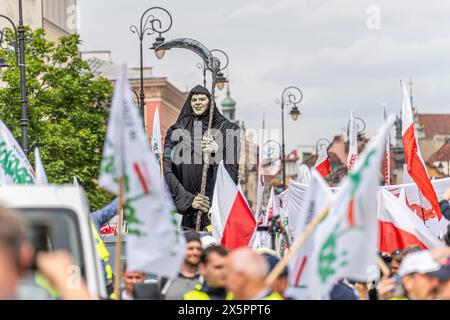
top-left (428, 258), bottom-right (450, 281)
top-left (263, 253), bottom-right (288, 277)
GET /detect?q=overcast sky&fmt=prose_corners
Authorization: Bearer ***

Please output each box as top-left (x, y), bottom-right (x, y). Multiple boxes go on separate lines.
top-left (77, 0), bottom-right (450, 151)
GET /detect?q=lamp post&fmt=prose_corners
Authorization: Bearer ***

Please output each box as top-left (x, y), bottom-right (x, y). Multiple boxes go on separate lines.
top-left (275, 86), bottom-right (303, 189)
top-left (196, 49), bottom-right (229, 88)
top-left (0, 0), bottom-right (29, 155)
top-left (153, 38), bottom-right (228, 231)
top-left (130, 7), bottom-right (173, 126)
top-left (346, 116), bottom-right (366, 139)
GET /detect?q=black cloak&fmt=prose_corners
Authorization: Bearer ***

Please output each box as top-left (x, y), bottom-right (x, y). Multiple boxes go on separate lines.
top-left (163, 85), bottom-right (240, 230)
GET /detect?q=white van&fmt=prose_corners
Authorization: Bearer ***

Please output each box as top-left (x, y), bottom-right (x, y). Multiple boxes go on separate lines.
top-left (0, 185), bottom-right (107, 299)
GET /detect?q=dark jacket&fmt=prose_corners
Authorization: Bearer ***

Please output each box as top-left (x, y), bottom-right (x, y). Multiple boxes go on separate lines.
top-left (163, 85), bottom-right (240, 230)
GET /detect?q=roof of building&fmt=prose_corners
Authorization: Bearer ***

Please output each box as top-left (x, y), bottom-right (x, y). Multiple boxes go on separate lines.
top-left (417, 114), bottom-right (450, 139)
top-left (85, 57), bottom-right (160, 81)
top-left (428, 141), bottom-right (450, 163)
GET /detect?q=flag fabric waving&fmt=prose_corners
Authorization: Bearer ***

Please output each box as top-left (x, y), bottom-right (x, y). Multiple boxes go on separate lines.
top-left (99, 65), bottom-right (184, 278)
top-left (401, 81), bottom-right (441, 220)
top-left (378, 188), bottom-right (442, 253)
top-left (151, 106), bottom-right (162, 170)
top-left (34, 147), bottom-right (48, 185)
top-left (314, 146), bottom-right (331, 177)
top-left (309, 114), bottom-right (396, 299)
top-left (211, 161), bottom-right (256, 249)
top-left (347, 111), bottom-right (358, 172)
top-left (0, 120), bottom-right (35, 185)
top-left (286, 169), bottom-right (334, 299)
top-left (382, 104), bottom-right (390, 185)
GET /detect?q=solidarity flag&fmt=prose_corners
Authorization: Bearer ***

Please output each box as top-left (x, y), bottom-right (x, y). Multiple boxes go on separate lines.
top-left (34, 147), bottom-right (48, 185)
top-left (314, 146), bottom-right (331, 177)
top-left (0, 120), bottom-right (35, 185)
top-left (99, 65), bottom-right (184, 278)
top-left (211, 161), bottom-right (256, 249)
top-left (378, 189), bottom-right (442, 253)
top-left (286, 169), bottom-right (334, 299)
top-left (309, 114), bottom-right (396, 299)
top-left (347, 112), bottom-right (358, 172)
top-left (401, 82), bottom-right (441, 219)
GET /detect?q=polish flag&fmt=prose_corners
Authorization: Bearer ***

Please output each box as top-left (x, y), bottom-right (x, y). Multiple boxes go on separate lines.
top-left (211, 161), bottom-right (256, 249)
top-left (378, 189), bottom-right (441, 253)
top-left (401, 82), bottom-right (442, 220)
top-left (314, 147), bottom-right (331, 177)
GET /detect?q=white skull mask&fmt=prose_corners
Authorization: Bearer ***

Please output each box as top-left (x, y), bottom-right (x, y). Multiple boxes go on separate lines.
top-left (190, 93), bottom-right (210, 116)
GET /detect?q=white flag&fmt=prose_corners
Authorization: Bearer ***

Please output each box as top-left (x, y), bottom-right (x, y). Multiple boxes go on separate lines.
top-left (99, 65), bottom-right (184, 278)
top-left (254, 131), bottom-right (265, 222)
top-left (309, 114), bottom-right (396, 299)
top-left (34, 147), bottom-right (48, 185)
top-left (151, 107), bottom-right (162, 170)
top-left (0, 120), bottom-right (35, 185)
top-left (73, 176), bottom-right (79, 188)
top-left (286, 169), bottom-right (334, 299)
top-left (382, 104), bottom-right (390, 185)
top-left (347, 111), bottom-right (358, 172)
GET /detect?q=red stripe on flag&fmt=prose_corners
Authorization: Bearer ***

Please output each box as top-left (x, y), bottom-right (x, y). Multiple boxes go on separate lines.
top-left (347, 199), bottom-right (356, 228)
top-left (378, 220), bottom-right (428, 253)
top-left (133, 162), bottom-right (150, 194)
top-left (402, 125), bottom-right (442, 220)
top-left (221, 191), bottom-right (256, 250)
top-left (294, 256), bottom-right (308, 287)
top-left (315, 159), bottom-right (330, 177)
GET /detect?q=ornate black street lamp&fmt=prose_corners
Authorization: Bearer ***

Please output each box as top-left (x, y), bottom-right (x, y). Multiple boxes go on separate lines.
top-left (130, 7), bottom-right (173, 126)
top-left (275, 86), bottom-right (303, 189)
top-left (0, 0), bottom-right (29, 155)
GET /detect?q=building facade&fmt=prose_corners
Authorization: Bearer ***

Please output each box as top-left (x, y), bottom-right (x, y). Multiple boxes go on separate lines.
top-left (0, 0), bottom-right (77, 40)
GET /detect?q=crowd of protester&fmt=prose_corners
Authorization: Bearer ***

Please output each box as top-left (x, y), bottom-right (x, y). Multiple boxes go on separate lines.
top-left (1, 189), bottom-right (450, 300)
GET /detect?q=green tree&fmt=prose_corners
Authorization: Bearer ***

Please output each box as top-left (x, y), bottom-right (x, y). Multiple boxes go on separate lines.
top-left (0, 28), bottom-right (114, 210)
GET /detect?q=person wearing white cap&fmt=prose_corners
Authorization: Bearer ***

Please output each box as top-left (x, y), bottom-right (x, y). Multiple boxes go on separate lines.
top-left (398, 250), bottom-right (441, 300)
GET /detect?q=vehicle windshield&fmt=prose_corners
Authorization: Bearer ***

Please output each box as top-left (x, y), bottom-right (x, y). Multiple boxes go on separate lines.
top-left (16, 208), bottom-right (85, 299)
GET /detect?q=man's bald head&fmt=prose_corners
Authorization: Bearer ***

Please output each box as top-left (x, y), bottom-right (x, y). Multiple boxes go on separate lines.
top-left (228, 248), bottom-right (269, 279)
top-left (225, 248), bottom-right (269, 299)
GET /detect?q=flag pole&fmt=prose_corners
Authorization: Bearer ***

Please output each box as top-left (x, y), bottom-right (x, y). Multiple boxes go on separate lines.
top-left (265, 202), bottom-right (331, 287)
top-left (113, 176), bottom-right (125, 299)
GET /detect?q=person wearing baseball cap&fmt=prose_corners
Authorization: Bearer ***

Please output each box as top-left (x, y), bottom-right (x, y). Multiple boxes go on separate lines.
top-left (398, 250), bottom-right (441, 300)
top-left (429, 257), bottom-right (450, 300)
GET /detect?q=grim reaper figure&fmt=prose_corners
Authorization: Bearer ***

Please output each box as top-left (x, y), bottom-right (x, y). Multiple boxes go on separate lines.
top-left (163, 85), bottom-right (240, 230)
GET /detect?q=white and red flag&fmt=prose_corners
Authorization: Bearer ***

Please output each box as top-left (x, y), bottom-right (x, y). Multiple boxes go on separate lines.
top-left (401, 82), bottom-right (442, 219)
top-left (211, 161), bottom-right (256, 249)
top-left (314, 146), bottom-right (331, 177)
top-left (378, 189), bottom-right (442, 253)
top-left (347, 112), bottom-right (358, 172)
top-left (382, 104), bottom-right (390, 185)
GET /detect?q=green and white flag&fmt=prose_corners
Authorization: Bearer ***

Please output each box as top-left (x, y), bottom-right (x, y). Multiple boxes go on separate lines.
top-left (309, 114), bottom-right (396, 299)
top-left (151, 106), bottom-right (162, 170)
top-left (34, 147), bottom-right (48, 185)
top-left (99, 65), bottom-right (184, 278)
top-left (0, 120), bottom-right (35, 185)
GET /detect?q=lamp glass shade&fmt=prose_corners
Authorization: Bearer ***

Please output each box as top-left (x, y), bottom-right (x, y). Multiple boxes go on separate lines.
top-left (155, 49), bottom-right (166, 60)
top-left (216, 80), bottom-right (225, 90)
top-left (290, 108), bottom-right (300, 121)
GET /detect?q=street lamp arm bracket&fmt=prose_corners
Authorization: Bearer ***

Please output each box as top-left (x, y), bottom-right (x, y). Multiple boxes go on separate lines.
top-left (154, 38), bottom-right (220, 74)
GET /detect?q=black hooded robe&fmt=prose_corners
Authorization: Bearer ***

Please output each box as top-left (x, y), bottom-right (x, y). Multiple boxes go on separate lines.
top-left (163, 85), bottom-right (240, 230)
